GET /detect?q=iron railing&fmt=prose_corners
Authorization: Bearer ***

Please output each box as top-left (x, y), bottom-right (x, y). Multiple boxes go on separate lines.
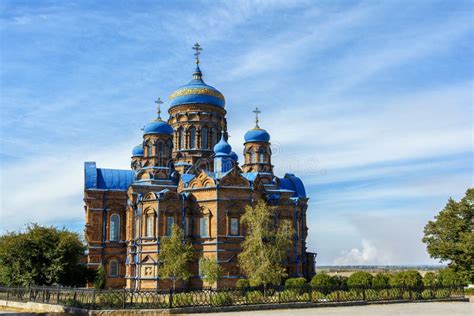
top-left (0, 284), bottom-right (465, 310)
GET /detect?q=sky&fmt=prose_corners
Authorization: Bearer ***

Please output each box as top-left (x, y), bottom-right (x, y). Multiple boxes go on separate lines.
top-left (0, 0), bottom-right (473, 265)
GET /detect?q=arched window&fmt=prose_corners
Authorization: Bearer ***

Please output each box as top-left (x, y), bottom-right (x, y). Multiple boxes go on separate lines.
top-left (157, 142), bottom-right (163, 156)
top-left (259, 148), bottom-right (265, 163)
top-left (189, 127), bottom-right (196, 149)
top-left (146, 214), bottom-right (154, 237)
top-left (110, 214), bottom-right (120, 241)
top-left (147, 142), bottom-right (153, 157)
top-left (250, 150), bottom-right (256, 163)
top-left (109, 260), bottom-right (118, 277)
top-left (201, 127), bottom-right (208, 149)
top-left (179, 128), bottom-right (184, 149)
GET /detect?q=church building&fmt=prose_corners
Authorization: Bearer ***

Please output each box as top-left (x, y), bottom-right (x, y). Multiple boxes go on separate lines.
top-left (83, 44), bottom-right (316, 289)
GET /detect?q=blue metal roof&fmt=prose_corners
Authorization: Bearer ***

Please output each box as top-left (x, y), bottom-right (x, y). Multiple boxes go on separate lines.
top-left (84, 162), bottom-right (133, 190)
top-left (181, 174), bottom-right (195, 184)
top-left (168, 66), bottom-right (225, 109)
top-left (279, 173), bottom-right (307, 198)
top-left (244, 128), bottom-right (270, 143)
top-left (241, 172), bottom-right (259, 182)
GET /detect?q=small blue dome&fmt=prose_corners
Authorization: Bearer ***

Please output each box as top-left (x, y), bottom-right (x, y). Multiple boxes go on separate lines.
top-left (229, 151), bottom-right (238, 162)
top-left (244, 128), bottom-right (270, 143)
top-left (143, 119), bottom-right (174, 136)
top-left (132, 144), bottom-right (144, 157)
top-left (213, 134), bottom-right (232, 156)
top-left (168, 67), bottom-right (225, 109)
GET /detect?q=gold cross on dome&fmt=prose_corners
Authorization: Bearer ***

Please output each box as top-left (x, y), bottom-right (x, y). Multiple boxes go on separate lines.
top-left (154, 97), bottom-right (163, 119)
top-left (192, 42), bottom-right (203, 65)
top-left (253, 107), bottom-right (261, 128)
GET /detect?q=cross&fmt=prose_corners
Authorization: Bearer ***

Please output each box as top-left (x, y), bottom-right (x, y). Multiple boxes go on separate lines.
top-left (154, 97), bottom-right (163, 119)
top-left (192, 42), bottom-right (203, 65)
top-left (253, 107), bottom-right (261, 128)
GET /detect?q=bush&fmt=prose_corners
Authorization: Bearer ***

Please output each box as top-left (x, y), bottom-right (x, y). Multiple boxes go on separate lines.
top-left (364, 289), bottom-right (379, 301)
top-left (97, 292), bottom-right (124, 308)
top-left (236, 279), bottom-right (250, 288)
top-left (389, 270), bottom-right (422, 287)
top-left (326, 290), bottom-right (360, 301)
top-left (311, 291), bottom-right (326, 302)
top-left (435, 289), bottom-right (451, 299)
top-left (172, 293), bottom-right (194, 307)
top-left (347, 271), bottom-right (373, 288)
top-left (280, 289), bottom-right (298, 302)
top-left (372, 273), bottom-right (391, 288)
top-left (245, 290), bottom-right (263, 304)
top-left (285, 277), bottom-right (306, 288)
top-left (210, 292), bottom-right (233, 306)
top-left (310, 273), bottom-right (335, 288)
top-left (438, 268), bottom-right (462, 286)
top-left (423, 272), bottom-right (439, 286)
top-left (378, 288), bottom-right (401, 300)
top-left (421, 289), bottom-right (434, 299)
top-left (331, 275), bottom-right (348, 289)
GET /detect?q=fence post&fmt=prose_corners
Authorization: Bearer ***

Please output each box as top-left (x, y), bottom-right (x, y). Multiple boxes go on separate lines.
top-left (362, 286), bottom-right (366, 301)
top-left (122, 288), bottom-right (126, 309)
top-left (73, 286), bottom-right (77, 306)
top-left (91, 288), bottom-right (95, 310)
top-left (169, 288), bottom-right (173, 308)
top-left (56, 285), bottom-right (60, 304)
top-left (42, 285), bottom-right (45, 302)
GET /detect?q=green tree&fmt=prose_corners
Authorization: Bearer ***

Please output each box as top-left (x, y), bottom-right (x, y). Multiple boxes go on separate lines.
top-left (422, 272), bottom-right (439, 287)
top-left (347, 271), bottom-right (373, 288)
top-left (372, 273), bottom-right (391, 288)
top-left (94, 264), bottom-right (106, 289)
top-left (238, 201), bottom-right (293, 287)
top-left (310, 273), bottom-right (336, 288)
top-left (438, 267), bottom-right (462, 286)
top-left (422, 188), bottom-right (474, 284)
top-left (157, 225), bottom-right (193, 290)
top-left (389, 270), bottom-right (423, 287)
top-left (200, 257), bottom-right (223, 286)
top-left (0, 224), bottom-right (87, 286)
top-left (331, 275), bottom-right (348, 289)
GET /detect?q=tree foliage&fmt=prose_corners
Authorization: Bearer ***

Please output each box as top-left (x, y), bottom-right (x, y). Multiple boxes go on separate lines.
top-left (422, 188), bottom-right (474, 284)
top-left (438, 267), bottom-right (462, 286)
top-left (372, 273), bottom-right (391, 288)
top-left (200, 257), bottom-right (223, 286)
top-left (157, 225), bottom-right (193, 289)
top-left (310, 273), bottom-right (335, 288)
top-left (238, 200), bottom-right (293, 286)
top-left (422, 272), bottom-right (439, 287)
top-left (389, 270), bottom-right (423, 287)
top-left (94, 264), bottom-right (106, 289)
top-left (0, 224), bottom-right (87, 286)
top-left (347, 271), bottom-right (373, 288)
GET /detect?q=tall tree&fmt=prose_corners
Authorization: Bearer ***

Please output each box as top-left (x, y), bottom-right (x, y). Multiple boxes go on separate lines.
top-left (0, 224), bottom-right (87, 286)
top-left (200, 256), bottom-right (223, 287)
top-left (422, 188), bottom-right (474, 284)
top-left (238, 200), bottom-right (293, 286)
top-left (157, 225), bottom-right (193, 290)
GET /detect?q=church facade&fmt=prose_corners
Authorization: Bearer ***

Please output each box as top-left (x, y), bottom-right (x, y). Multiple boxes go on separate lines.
top-left (83, 44), bottom-right (316, 289)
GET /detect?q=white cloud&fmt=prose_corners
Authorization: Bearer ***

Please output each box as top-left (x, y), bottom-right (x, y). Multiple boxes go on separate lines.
top-left (334, 239), bottom-right (383, 265)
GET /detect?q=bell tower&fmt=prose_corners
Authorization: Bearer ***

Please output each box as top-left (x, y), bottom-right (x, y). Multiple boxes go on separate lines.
top-left (167, 43), bottom-right (227, 173)
top-left (242, 107), bottom-right (273, 174)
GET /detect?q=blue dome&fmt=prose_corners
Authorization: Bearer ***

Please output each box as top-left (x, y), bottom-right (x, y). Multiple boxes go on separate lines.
top-left (229, 151), bottom-right (238, 162)
top-left (168, 67), bottom-right (225, 108)
top-left (143, 119), bottom-right (174, 136)
top-left (132, 144), bottom-right (144, 157)
top-left (213, 134), bottom-right (232, 156)
top-left (244, 128), bottom-right (270, 143)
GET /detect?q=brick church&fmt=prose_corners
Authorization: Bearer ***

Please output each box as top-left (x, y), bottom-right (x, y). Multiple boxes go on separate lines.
top-left (83, 44), bottom-right (316, 289)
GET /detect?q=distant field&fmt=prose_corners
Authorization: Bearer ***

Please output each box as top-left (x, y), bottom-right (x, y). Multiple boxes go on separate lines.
top-left (316, 265), bottom-right (446, 277)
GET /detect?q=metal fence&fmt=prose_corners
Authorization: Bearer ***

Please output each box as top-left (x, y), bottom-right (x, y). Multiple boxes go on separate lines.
top-left (0, 284), bottom-right (465, 310)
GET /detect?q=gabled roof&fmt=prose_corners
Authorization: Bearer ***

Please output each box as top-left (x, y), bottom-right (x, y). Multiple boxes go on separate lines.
top-left (84, 162), bottom-right (133, 190)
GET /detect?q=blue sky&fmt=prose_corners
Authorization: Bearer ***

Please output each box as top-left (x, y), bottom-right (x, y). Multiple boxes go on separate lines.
top-left (0, 0), bottom-right (472, 265)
